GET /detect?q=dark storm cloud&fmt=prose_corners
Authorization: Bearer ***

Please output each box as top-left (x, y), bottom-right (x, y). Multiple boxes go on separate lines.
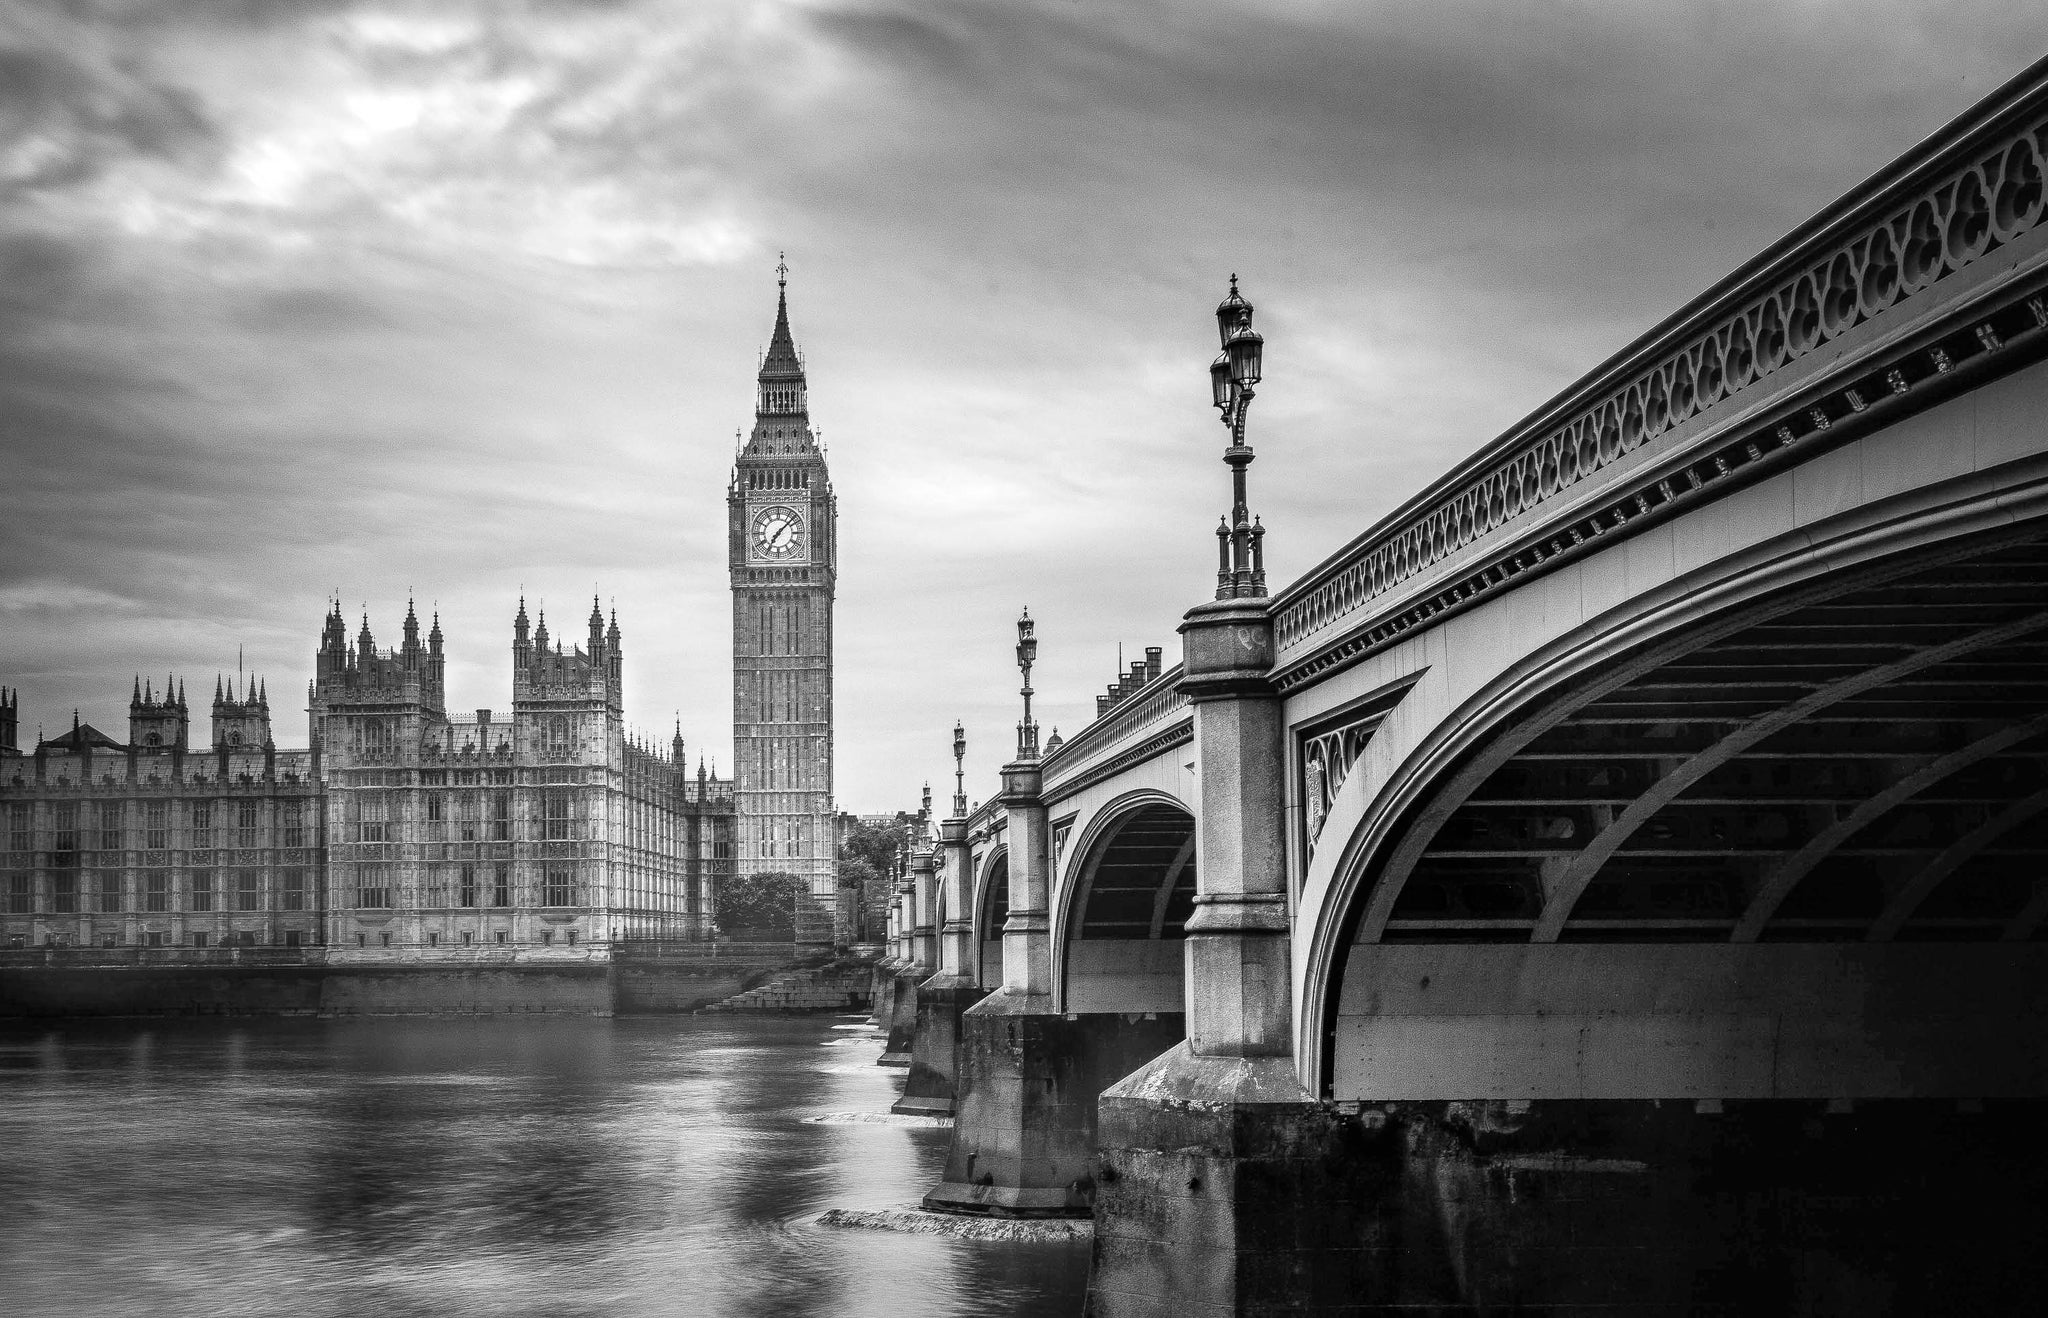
top-left (0, 41), bottom-right (217, 194)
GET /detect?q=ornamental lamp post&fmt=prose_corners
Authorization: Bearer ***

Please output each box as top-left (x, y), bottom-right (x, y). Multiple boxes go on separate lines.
top-left (1015, 608), bottom-right (1039, 760)
top-left (952, 720), bottom-right (968, 817)
top-left (1210, 274), bottom-right (1267, 599)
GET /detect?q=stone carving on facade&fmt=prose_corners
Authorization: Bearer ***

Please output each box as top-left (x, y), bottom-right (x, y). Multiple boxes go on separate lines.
top-left (1302, 718), bottom-right (1377, 851)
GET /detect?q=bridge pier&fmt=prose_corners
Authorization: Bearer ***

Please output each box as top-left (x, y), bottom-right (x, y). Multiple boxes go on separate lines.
top-left (1092, 597), bottom-right (1361, 1314)
top-left (926, 756), bottom-right (1184, 1214)
top-left (874, 865), bottom-right (919, 1066)
top-left (1326, 1097), bottom-right (2045, 1312)
top-left (896, 821), bottom-right (984, 1115)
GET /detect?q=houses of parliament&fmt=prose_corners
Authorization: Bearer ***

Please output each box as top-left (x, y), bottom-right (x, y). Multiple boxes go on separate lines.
top-left (0, 275), bottom-right (841, 957)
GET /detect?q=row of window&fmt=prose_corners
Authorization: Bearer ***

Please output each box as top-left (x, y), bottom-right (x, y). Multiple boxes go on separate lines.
top-left (349, 864), bottom-right (579, 910)
top-left (5, 870), bottom-right (310, 914)
top-left (350, 791), bottom-right (589, 843)
top-left (7, 931), bottom-right (310, 949)
top-left (348, 930), bottom-right (579, 948)
top-left (5, 801), bottom-right (309, 852)
top-left (403, 770), bottom-right (517, 787)
top-left (352, 716), bottom-right (588, 763)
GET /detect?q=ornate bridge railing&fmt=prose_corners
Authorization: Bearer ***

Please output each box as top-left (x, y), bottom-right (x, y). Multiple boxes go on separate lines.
top-left (1271, 56), bottom-right (2048, 691)
top-left (1041, 663), bottom-right (1189, 798)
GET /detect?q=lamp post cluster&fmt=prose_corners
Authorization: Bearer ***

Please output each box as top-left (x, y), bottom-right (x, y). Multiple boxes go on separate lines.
top-left (1209, 275), bottom-right (1267, 600)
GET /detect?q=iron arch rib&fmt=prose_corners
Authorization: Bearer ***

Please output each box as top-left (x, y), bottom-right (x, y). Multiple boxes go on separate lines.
top-left (1531, 609), bottom-right (2048, 943)
top-left (2000, 836), bottom-right (2048, 940)
top-left (1842, 785), bottom-right (2048, 942)
top-left (1733, 716), bottom-right (2048, 941)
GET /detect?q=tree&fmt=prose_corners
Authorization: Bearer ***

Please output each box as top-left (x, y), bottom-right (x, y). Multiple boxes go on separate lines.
top-left (837, 814), bottom-right (912, 941)
top-left (713, 869), bottom-right (826, 941)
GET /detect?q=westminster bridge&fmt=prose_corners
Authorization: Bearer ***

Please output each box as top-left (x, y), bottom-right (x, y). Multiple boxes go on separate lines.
top-left (876, 56), bottom-right (2048, 1316)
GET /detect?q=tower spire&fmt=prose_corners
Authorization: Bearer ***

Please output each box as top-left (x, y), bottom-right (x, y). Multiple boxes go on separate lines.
top-left (755, 256), bottom-right (806, 419)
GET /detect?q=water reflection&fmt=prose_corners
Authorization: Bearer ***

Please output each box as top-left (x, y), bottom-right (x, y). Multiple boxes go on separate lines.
top-left (0, 1016), bottom-right (1088, 1318)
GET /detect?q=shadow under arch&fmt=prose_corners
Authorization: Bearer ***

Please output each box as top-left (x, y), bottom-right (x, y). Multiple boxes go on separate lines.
top-left (1053, 790), bottom-right (1196, 1015)
top-left (972, 845), bottom-right (1008, 989)
top-left (1302, 504), bottom-right (2048, 1099)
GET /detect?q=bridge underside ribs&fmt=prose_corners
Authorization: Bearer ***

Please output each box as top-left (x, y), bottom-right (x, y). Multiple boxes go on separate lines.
top-left (1382, 533), bottom-right (2048, 945)
top-left (1064, 804), bottom-right (1195, 1015)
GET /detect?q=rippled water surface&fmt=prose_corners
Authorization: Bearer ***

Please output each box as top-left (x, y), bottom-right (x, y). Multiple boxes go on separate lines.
top-left (0, 1016), bottom-right (1089, 1317)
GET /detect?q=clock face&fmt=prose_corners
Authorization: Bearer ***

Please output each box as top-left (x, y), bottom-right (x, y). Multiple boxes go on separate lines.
top-left (751, 505), bottom-right (807, 561)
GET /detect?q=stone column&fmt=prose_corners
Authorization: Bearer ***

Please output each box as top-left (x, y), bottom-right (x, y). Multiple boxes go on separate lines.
top-left (937, 817), bottom-right (975, 981)
top-left (894, 818), bottom-right (988, 1116)
top-left (909, 846), bottom-right (938, 977)
top-left (1089, 598), bottom-right (1362, 1315)
top-left (999, 760), bottom-right (1051, 995)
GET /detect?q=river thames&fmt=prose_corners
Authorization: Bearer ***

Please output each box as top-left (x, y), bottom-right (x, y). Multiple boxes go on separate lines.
top-left (0, 1015), bottom-right (1091, 1317)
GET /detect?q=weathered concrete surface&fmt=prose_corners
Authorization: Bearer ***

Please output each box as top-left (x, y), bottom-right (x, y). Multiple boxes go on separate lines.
top-left (1090, 1042), bottom-right (1367, 1317)
top-left (1364, 1097), bottom-right (2048, 1313)
top-left (1333, 942), bottom-right (2048, 1100)
top-left (318, 965), bottom-right (613, 1015)
top-left (605, 963), bottom-right (751, 1013)
top-left (893, 974), bottom-right (988, 1115)
top-left (924, 993), bottom-right (1184, 1217)
top-left (1094, 1048), bottom-right (2048, 1314)
top-left (0, 965), bottom-right (327, 1017)
top-left (0, 959), bottom-right (788, 1017)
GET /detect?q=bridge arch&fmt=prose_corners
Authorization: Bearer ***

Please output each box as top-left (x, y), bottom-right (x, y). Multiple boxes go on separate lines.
top-left (972, 844), bottom-right (1008, 989)
top-left (1302, 481), bottom-right (2048, 1096)
top-left (1050, 790), bottom-right (1197, 1014)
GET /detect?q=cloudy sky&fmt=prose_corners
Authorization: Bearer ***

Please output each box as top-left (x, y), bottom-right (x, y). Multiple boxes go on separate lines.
top-left (1, 0), bottom-right (2040, 811)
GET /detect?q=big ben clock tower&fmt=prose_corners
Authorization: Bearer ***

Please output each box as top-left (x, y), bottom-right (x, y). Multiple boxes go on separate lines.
top-left (730, 260), bottom-right (840, 941)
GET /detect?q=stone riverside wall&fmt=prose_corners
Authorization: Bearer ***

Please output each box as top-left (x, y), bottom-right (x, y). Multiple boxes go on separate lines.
top-left (0, 954), bottom-right (796, 1018)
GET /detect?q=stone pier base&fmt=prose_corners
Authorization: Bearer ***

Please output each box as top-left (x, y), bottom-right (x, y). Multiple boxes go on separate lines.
top-left (1089, 1044), bottom-right (1366, 1317)
top-left (1091, 1060), bottom-right (2048, 1314)
top-left (923, 994), bottom-right (1183, 1217)
top-left (891, 973), bottom-right (987, 1116)
top-left (869, 962), bottom-right (899, 1030)
top-left (878, 967), bottom-right (921, 1067)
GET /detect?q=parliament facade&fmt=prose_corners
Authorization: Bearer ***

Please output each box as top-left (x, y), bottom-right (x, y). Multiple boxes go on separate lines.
top-left (0, 272), bottom-right (838, 958)
top-left (0, 598), bottom-right (735, 958)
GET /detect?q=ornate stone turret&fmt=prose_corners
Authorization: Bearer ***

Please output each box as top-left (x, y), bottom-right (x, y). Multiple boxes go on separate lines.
top-left (211, 673), bottom-right (271, 749)
top-left (128, 675), bottom-right (189, 751)
top-left (308, 604), bottom-right (448, 749)
top-left (512, 594), bottom-right (622, 711)
top-left (0, 685), bottom-right (16, 756)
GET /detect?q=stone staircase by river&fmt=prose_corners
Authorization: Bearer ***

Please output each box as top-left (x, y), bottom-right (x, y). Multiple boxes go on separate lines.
top-left (695, 964), bottom-right (872, 1014)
